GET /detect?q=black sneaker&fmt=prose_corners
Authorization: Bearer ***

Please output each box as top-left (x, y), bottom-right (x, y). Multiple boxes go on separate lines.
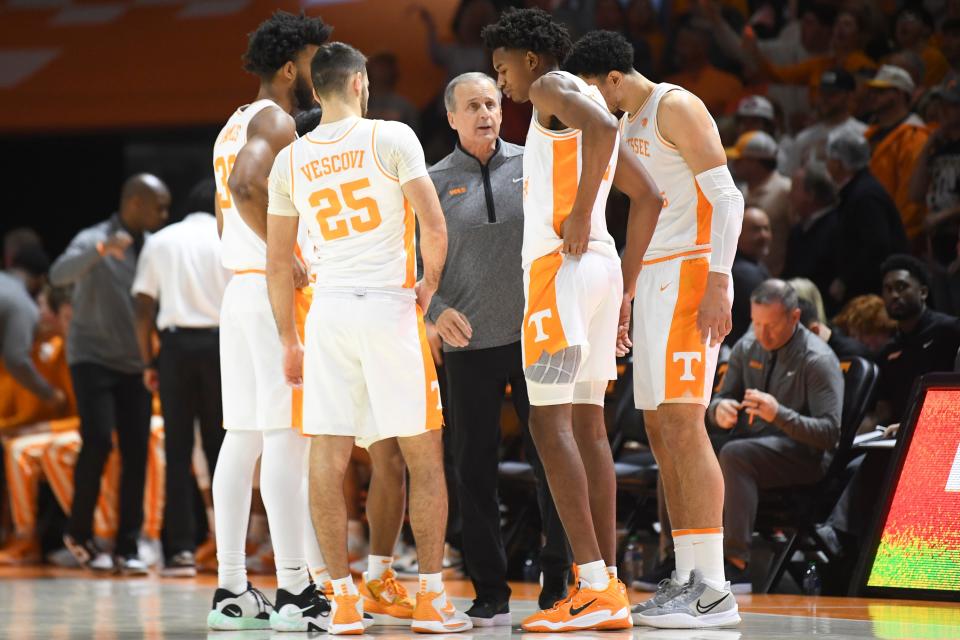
top-left (270, 582), bottom-right (331, 632)
top-left (632, 558), bottom-right (675, 591)
top-left (723, 560), bottom-right (753, 594)
top-left (207, 583), bottom-right (273, 631)
top-left (160, 550), bottom-right (196, 577)
top-left (62, 534), bottom-right (114, 572)
top-left (465, 599), bottom-right (511, 627)
top-left (538, 569), bottom-right (570, 610)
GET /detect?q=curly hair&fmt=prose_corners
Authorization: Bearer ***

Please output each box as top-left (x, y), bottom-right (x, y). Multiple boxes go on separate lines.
top-left (243, 11), bottom-right (332, 77)
top-left (480, 7), bottom-right (571, 62)
top-left (832, 294), bottom-right (897, 338)
top-left (565, 30), bottom-right (634, 76)
top-left (880, 253), bottom-right (930, 288)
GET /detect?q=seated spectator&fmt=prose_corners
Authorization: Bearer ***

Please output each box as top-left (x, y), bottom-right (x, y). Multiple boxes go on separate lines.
top-left (788, 277), bottom-right (827, 325)
top-left (709, 280), bottom-right (843, 592)
top-left (366, 52), bottom-right (420, 133)
top-left (727, 131), bottom-right (792, 276)
top-left (824, 129), bottom-right (907, 306)
top-left (798, 297), bottom-right (870, 358)
top-left (743, 7), bottom-right (876, 107)
top-left (832, 294), bottom-right (896, 355)
top-left (941, 19), bottom-right (960, 78)
top-left (872, 255), bottom-right (960, 428)
top-left (783, 160), bottom-right (840, 308)
top-left (865, 65), bottom-right (930, 241)
top-left (910, 74), bottom-right (960, 267)
top-left (891, 5), bottom-right (948, 88)
top-left (820, 255), bottom-right (960, 554)
top-left (665, 17), bottom-right (744, 116)
top-left (783, 69), bottom-right (866, 176)
top-left (734, 95), bottom-right (777, 138)
top-left (727, 207), bottom-right (771, 346)
top-left (3, 227), bottom-right (42, 271)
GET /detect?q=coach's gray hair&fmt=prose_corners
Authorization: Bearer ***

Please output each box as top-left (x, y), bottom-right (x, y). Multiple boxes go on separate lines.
top-left (750, 279), bottom-right (799, 313)
top-left (802, 160), bottom-right (837, 206)
top-left (444, 72), bottom-right (500, 112)
top-left (825, 128), bottom-right (871, 172)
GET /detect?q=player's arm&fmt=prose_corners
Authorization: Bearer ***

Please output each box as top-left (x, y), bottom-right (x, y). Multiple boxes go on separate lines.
top-left (659, 90), bottom-right (744, 347)
top-left (264, 148), bottom-right (304, 387)
top-left (403, 176), bottom-right (447, 314)
top-left (214, 199), bottom-right (224, 238)
top-left (133, 294), bottom-right (159, 393)
top-left (228, 107), bottom-right (297, 242)
top-left (529, 74), bottom-right (619, 256)
top-left (612, 144), bottom-right (663, 355)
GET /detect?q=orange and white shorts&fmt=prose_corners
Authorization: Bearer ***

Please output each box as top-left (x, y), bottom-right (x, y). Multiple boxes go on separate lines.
top-left (632, 252), bottom-right (729, 410)
top-left (220, 272), bottom-right (311, 431)
top-left (302, 288), bottom-right (443, 448)
top-left (521, 250), bottom-right (622, 407)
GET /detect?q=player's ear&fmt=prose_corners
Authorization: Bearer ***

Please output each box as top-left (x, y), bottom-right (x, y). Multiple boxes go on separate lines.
top-left (608, 70), bottom-right (622, 87)
top-left (353, 71), bottom-right (363, 96)
top-left (281, 59), bottom-right (296, 82)
top-left (313, 88), bottom-right (322, 105)
top-left (525, 51), bottom-right (538, 71)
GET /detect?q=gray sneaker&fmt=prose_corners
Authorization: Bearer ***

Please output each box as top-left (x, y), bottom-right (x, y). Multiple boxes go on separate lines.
top-left (631, 573), bottom-right (684, 623)
top-left (634, 570), bottom-right (740, 629)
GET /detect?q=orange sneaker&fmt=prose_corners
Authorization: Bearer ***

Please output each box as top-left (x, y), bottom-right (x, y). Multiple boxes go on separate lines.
top-left (329, 593), bottom-right (366, 635)
top-left (361, 568), bottom-right (415, 624)
top-left (321, 580), bottom-right (334, 598)
top-left (0, 537), bottom-right (40, 566)
top-left (411, 590), bottom-right (473, 634)
top-left (521, 577), bottom-right (631, 632)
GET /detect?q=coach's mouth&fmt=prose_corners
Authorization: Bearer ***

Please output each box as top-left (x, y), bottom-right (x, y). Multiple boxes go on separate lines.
top-left (477, 124), bottom-right (494, 134)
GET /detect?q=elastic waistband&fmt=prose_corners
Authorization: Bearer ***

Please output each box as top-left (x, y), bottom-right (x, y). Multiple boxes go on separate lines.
top-left (312, 286), bottom-right (415, 299)
top-left (642, 246), bottom-right (711, 266)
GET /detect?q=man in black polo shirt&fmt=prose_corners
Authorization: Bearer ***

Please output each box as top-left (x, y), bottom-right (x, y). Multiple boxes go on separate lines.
top-left (821, 254), bottom-right (960, 555)
top-left (874, 254), bottom-right (960, 425)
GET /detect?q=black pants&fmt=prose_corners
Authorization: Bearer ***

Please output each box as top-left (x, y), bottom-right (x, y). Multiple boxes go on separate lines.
top-left (158, 328), bottom-right (225, 556)
top-left (67, 362), bottom-right (152, 556)
top-left (444, 342), bottom-right (570, 603)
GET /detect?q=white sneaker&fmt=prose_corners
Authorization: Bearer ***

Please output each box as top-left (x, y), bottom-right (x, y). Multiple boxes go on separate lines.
top-left (635, 570), bottom-right (740, 629)
top-left (207, 583), bottom-right (273, 631)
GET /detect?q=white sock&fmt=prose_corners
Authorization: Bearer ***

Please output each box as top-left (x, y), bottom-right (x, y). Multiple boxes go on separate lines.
top-left (368, 555), bottom-right (393, 581)
top-left (577, 560), bottom-right (609, 590)
top-left (277, 558), bottom-right (311, 594)
top-left (607, 566), bottom-right (618, 579)
top-left (260, 431), bottom-right (311, 595)
top-left (332, 576), bottom-right (358, 596)
top-left (419, 572), bottom-right (443, 594)
top-left (672, 530), bottom-right (695, 584)
top-left (312, 565), bottom-right (332, 586)
top-left (212, 431), bottom-right (263, 593)
top-left (691, 529), bottom-right (726, 587)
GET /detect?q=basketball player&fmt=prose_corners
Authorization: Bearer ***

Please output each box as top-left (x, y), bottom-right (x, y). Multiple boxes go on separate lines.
top-left (481, 9), bottom-right (663, 632)
top-left (265, 42), bottom-right (473, 635)
top-left (566, 30), bottom-right (744, 628)
top-left (208, 11), bottom-right (332, 632)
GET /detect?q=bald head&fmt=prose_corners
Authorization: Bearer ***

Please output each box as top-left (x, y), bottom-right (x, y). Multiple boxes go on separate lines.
top-left (738, 206), bottom-right (772, 260)
top-left (120, 173), bottom-right (170, 232)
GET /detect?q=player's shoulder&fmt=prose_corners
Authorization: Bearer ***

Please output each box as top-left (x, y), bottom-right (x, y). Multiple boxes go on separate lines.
top-left (248, 104), bottom-right (296, 140)
top-left (372, 118), bottom-right (417, 140)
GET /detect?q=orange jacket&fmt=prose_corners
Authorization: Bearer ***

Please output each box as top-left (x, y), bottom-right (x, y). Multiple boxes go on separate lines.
top-left (865, 114), bottom-right (930, 239)
top-left (0, 336), bottom-right (77, 432)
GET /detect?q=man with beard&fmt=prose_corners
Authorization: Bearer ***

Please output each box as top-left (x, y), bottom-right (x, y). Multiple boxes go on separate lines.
top-left (207, 11), bottom-right (332, 633)
top-left (265, 42), bottom-right (472, 635)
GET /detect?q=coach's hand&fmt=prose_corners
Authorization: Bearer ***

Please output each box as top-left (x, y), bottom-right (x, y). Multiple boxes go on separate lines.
top-left (100, 230), bottom-right (133, 260)
top-left (742, 388), bottom-right (778, 423)
top-left (561, 211), bottom-right (591, 256)
top-left (436, 308), bottom-right (472, 348)
top-left (292, 254), bottom-right (309, 290)
top-left (714, 399), bottom-right (740, 429)
top-left (697, 272), bottom-right (731, 346)
top-left (282, 341), bottom-right (304, 388)
top-left (616, 292), bottom-right (633, 357)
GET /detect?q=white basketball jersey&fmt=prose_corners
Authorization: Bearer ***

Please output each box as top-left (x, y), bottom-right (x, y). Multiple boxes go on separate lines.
top-left (282, 117), bottom-right (415, 290)
top-left (621, 83), bottom-right (718, 261)
top-left (522, 71), bottom-right (618, 268)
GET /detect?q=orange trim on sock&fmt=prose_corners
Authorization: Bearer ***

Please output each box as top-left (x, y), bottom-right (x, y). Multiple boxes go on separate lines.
top-left (672, 527), bottom-right (723, 537)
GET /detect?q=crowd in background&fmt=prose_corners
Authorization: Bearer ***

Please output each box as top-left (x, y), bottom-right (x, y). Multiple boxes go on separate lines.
top-left (1, 0), bottom-right (960, 594)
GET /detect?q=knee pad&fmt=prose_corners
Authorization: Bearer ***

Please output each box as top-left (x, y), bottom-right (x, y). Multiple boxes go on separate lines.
top-left (524, 345), bottom-right (582, 384)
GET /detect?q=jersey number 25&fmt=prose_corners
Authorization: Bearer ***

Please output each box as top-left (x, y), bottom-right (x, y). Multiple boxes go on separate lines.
top-left (310, 178), bottom-right (382, 241)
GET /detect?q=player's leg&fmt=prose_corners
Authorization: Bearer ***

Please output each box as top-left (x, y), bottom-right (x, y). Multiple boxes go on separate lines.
top-left (360, 437), bottom-right (414, 625)
top-left (310, 435), bottom-right (366, 635)
top-left (571, 400), bottom-right (617, 568)
top-left (0, 433), bottom-right (49, 564)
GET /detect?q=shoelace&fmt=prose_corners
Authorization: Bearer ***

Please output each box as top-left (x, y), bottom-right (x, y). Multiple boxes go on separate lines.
top-left (250, 586), bottom-right (273, 612)
top-left (381, 574), bottom-right (409, 603)
top-left (655, 578), bottom-right (675, 594)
